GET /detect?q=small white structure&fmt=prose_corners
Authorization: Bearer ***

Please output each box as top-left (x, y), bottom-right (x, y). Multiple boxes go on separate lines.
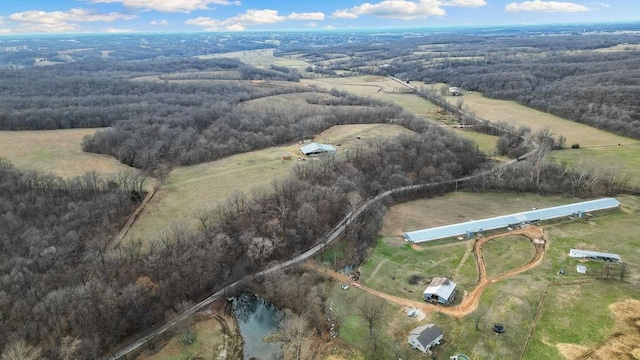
top-left (576, 265), bottom-right (587, 274)
top-left (423, 277), bottom-right (457, 304)
top-left (449, 86), bottom-right (461, 96)
top-left (408, 324), bottom-right (443, 353)
top-left (300, 142), bottom-right (337, 157)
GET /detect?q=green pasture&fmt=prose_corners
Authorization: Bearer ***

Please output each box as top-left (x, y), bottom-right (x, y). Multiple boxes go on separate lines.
top-left (453, 129), bottom-right (501, 157)
top-left (483, 235), bottom-right (537, 279)
top-left (360, 240), bottom-right (469, 302)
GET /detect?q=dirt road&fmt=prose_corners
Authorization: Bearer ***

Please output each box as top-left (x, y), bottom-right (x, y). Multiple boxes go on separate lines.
top-left (308, 226), bottom-right (547, 319)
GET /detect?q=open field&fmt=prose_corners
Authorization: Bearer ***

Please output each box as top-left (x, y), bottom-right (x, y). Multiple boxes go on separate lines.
top-left (483, 235), bottom-right (537, 278)
top-left (303, 76), bottom-right (446, 124)
top-left (548, 143), bottom-right (640, 187)
top-left (452, 129), bottom-right (501, 157)
top-left (124, 124), bottom-right (413, 246)
top-left (0, 128), bottom-right (136, 178)
top-left (198, 48), bottom-right (311, 69)
top-left (446, 91), bottom-right (637, 148)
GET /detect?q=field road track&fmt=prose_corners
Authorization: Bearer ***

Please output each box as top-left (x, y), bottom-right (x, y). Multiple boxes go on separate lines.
top-left (104, 112), bottom-right (540, 360)
top-left (306, 227), bottom-right (547, 319)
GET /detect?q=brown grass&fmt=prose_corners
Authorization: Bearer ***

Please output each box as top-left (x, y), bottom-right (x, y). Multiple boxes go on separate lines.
top-left (0, 128), bottom-right (136, 178)
top-left (451, 92), bottom-right (636, 147)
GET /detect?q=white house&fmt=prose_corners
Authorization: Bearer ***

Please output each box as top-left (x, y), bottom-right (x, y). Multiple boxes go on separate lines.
top-left (408, 324), bottom-right (443, 353)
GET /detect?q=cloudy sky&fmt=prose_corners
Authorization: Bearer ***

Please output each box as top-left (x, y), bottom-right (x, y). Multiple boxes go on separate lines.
top-left (0, 0), bottom-right (636, 34)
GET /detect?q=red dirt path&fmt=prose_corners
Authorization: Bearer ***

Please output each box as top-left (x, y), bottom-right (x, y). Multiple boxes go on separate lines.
top-left (307, 226), bottom-right (547, 319)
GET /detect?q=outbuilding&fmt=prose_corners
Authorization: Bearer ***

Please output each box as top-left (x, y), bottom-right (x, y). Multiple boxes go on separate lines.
top-left (423, 277), bottom-right (457, 304)
top-left (300, 142), bottom-right (337, 157)
top-left (407, 324), bottom-right (443, 353)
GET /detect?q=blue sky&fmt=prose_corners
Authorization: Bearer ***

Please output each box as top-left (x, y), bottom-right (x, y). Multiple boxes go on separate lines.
top-left (0, 0), bottom-right (637, 34)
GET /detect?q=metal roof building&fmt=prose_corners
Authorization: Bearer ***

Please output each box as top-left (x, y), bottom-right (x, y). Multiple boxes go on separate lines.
top-left (423, 277), bottom-right (457, 304)
top-left (569, 249), bottom-right (622, 262)
top-left (404, 198), bottom-right (620, 243)
top-left (300, 142), bottom-right (336, 157)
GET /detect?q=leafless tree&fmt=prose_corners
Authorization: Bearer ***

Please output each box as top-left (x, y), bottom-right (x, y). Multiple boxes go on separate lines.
top-left (278, 314), bottom-right (311, 360)
top-left (0, 340), bottom-right (42, 360)
top-left (357, 295), bottom-right (386, 337)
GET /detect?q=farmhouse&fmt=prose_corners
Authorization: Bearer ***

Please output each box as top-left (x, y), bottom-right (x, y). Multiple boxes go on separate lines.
top-left (448, 86), bottom-right (461, 96)
top-left (569, 249), bottom-right (622, 263)
top-left (407, 324), bottom-right (443, 353)
top-left (300, 142), bottom-right (337, 157)
top-left (403, 198), bottom-right (620, 243)
top-left (423, 277), bottom-right (457, 304)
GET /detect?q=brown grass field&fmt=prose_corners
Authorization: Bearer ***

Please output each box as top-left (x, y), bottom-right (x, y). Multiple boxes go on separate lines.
top-left (124, 124), bottom-right (413, 246)
top-left (447, 91), bottom-right (637, 148)
top-left (0, 128), bottom-right (136, 178)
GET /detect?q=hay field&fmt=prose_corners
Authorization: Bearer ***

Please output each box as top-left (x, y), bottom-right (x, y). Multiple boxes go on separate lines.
top-left (0, 128), bottom-right (136, 178)
top-left (124, 124), bottom-right (413, 246)
top-left (452, 92), bottom-right (636, 147)
top-left (302, 76), bottom-right (441, 123)
top-left (198, 48), bottom-right (310, 69)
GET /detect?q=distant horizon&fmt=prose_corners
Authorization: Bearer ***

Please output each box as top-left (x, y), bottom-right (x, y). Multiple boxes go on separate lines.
top-left (2, 20), bottom-right (640, 38)
top-left (1, 0), bottom-right (639, 35)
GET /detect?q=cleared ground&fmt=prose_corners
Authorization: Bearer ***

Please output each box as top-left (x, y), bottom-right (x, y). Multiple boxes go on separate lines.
top-left (124, 124), bottom-right (413, 246)
top-left (197, 48), bottom-right (311, 69)
top-left (445, 91), bottom-right (637, 148)
top-left (0, 128), bottom-right (136, 178)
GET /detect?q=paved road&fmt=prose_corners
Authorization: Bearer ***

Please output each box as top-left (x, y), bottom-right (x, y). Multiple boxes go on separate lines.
top-left (104, 87), bottom-right (539, 360)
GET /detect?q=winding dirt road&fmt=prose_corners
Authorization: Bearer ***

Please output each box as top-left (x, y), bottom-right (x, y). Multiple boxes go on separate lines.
top-left (307, 226), bottom-right (547, 319)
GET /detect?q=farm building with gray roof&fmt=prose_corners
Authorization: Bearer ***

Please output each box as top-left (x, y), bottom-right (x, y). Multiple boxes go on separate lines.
top-left (300, 142), bottom-right (336, 157)
top-left (423, 277), bottom-right (457, 304)
top-left (403, 198), bottom-right (620, 243)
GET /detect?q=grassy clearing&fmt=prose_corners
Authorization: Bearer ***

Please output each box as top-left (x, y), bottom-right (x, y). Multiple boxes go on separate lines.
top-left (136, 315), bottom-right (227, 360)
top-left (361, 239), bottom-right (469, 301)
top-left (453, 129), bottom-right (501, 157)
top-left (483, 235), bottom-right (537, 278)
top-left (198, 48), bottom-right (311, 69)
top-left (548, 143), bottom-right (640, 187)
top-left (0, 128), bottom-right (136, 178)
top-left (124, 124), bottom-right (412, 247)
top-left (451, 92), bottom-right (637, 148)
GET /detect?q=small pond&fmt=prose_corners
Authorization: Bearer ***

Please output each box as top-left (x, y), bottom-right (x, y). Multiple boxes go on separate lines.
top-left (231, 293), bottom-right (283, 360)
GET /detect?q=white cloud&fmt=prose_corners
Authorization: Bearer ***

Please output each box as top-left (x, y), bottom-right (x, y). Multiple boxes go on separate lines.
top-left (306, 22), bottom-right (319, 28)
top-left (333, 0), bottom-right (447, 20)
top-left (7, 8), bottom-right (136, 33)
top-left (90, 0), bottom-right (240, 13)
top-left (186, 9), bottom-right (326, 31)
top-left (150, 19), bottom-right (168, 25)
top-left (105, 27), bottom-right (133, 32)
top-left (0, 29), bottom-right (13, 34)
top-left (443, 0), bottom-right (486, 6)
top-left (505, 0), bottom-right (590, 12)
top-left (287, 12), bottom-right (325, 21)
top-left (9, 8), bottom-right (135, 24)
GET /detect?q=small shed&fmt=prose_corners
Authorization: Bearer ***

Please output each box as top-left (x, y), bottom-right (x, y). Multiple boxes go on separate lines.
top-left (423, 277), bottom-right (457, 304)
top-left (408, 324), bottom-right (443, 353)
top-left (300, 142), bottom-right (337, 157)
top-left (576, 265), bottom-right (587, 274)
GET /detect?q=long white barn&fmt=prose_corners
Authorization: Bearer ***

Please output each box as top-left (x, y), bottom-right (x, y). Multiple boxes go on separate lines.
top-left (403, 198), bottom-right (620, 243)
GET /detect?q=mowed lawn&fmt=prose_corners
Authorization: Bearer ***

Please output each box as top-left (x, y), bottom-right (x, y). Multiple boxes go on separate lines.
top-left (0, 128), bottom-right (136, 178)
top-left (124, 124), bottom-right (413, 246)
